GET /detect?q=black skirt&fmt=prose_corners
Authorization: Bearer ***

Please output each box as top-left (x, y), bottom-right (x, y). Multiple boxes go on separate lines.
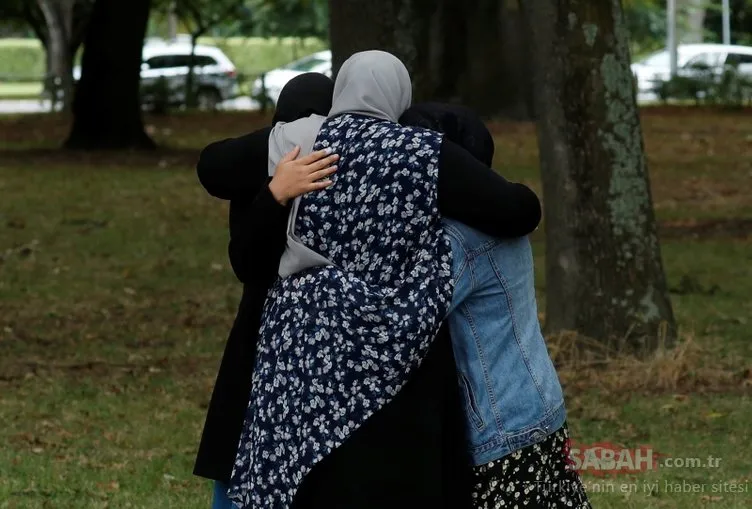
top-left (471, 423), bottom-right (591, 509)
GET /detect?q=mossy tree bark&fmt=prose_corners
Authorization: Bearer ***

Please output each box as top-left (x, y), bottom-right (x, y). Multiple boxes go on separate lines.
top-left (520, 0), bottom-right (676, 350)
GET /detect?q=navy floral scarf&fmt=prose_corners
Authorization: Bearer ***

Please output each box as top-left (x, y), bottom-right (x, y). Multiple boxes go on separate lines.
top-left (228, 113), bottom-right (453, 508)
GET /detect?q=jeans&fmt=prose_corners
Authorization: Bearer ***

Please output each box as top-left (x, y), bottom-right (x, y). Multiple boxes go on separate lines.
top-left (212, 481), bottom-right (235, 509)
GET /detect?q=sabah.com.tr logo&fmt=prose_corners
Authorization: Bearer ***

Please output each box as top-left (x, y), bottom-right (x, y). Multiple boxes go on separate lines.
top-left (563, 439), bottom-right (660, 477)
top-left (562, 439), bottom-right (722, 476)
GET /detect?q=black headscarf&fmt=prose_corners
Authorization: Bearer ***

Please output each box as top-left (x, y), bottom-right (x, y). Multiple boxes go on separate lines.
top-left (400, 102), bottom-right (495, 166)
top-left (272, 72), bottom-right (335, 125)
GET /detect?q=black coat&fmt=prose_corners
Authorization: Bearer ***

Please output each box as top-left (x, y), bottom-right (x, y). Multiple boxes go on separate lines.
top-left (194, 127), bottom-right (279, 484)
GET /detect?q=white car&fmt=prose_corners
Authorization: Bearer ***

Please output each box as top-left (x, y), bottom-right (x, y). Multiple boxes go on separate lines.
top-left (631, 43), bottom-right (752, 101)
top-left (72, 39), bottom-right (240, 110)
top-left (252, 50), bottom-right (332, 105)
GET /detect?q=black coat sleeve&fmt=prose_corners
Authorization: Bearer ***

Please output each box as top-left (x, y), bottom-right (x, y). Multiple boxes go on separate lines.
top-left (197, 126), bottom-right (273, 200)
top-left (228, 182), bottom-right (290, 286)
top-left (437, 138), bottom-right (542, 238)
top-left (195, 125), bottom-right (288, 285)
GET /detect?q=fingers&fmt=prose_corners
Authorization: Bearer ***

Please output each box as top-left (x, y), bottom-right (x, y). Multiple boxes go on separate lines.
top-left (297, 148), bottom-right (337, 165)
top-left (305, 154), bottom-right (339, 173)
top-left (310, 166), bottom-right (337, 181)
top-left (307, 179), bottom-right (334, 192)
top-left (280, 145), bottom-right (301, 163)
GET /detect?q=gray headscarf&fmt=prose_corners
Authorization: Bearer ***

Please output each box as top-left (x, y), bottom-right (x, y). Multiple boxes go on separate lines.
top-left (267, 113), bottom-right (331, 279)
top-left (329, 50), bottom-right (412, 121)
top-left (269, 50), bottom-right (413, 278)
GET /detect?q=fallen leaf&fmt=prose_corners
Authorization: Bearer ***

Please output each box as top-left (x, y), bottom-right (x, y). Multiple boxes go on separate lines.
top-left (97, 480), bottom-right (120, 492)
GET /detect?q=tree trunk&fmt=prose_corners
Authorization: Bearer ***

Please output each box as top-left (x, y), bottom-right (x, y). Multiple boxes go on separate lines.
top-left (520, 0), bottom-right (676, 351)
top-left (329, 0), bottom-right (413, 75)
top-left (458, 0), bottom-right (534, 119)
top-left (41, 39), bottom-right (57, 111)
top-left (69, 0), bottom-right (93, 55)
top-left (167, 1), bottom-right (178, 41)
top-left (328, 0), bottom-right (532, 119)
top-left (65, 0), bottom-right (155, 150)
top-left (37, 0), bottom-right (76, 114)
top-left (682, 0), bottom-right (706, 43)
top-left (186, 33), bottom-right (200, 109)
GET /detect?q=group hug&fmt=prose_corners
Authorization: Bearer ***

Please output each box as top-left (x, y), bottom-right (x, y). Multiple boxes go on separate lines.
top-left (193, 49), bottom-right (593, 509)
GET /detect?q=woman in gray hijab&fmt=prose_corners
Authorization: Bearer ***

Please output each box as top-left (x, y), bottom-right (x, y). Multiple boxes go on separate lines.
top-left (227, 51), bottom-right (548, 509)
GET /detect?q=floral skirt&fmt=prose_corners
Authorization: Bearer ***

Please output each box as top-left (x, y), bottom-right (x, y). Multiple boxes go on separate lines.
top-left (471, 424), bottom-right (592, 509)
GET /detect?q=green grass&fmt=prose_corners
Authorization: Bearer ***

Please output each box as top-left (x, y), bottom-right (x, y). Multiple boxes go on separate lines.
top-left (571, 394), bottom-right (752, 508)
top-left (1, 111), bottom-right (750, 508)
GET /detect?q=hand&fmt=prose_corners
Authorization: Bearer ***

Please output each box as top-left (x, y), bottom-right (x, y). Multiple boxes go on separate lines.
top-left (268, 146), bottom-right (339, 206)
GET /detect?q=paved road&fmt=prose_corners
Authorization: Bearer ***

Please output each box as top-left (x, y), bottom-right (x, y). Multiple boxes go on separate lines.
top-left (0, 99), bottom-right (52, 114)
top-left (0, 96), bottom-right (260, 115)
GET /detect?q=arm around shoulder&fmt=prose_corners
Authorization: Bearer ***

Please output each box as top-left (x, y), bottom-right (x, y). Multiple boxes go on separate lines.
top-left (438, 138), bottom-right (541, 238)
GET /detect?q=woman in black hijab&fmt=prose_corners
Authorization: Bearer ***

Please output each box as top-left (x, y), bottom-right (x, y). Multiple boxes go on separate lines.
top-left (272, 73), bottom-right (336, 125)
top-left (194, 73), bottom-right (338, 509)
top-left (197, 72), bottom-right (337, 202)
top-left (402, 104), bottom-right (590, 509)
top-left (399, 102), bottom-right (495, 166)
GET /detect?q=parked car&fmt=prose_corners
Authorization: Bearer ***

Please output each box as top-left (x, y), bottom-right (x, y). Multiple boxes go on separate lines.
top-left (631, 43), bottom-right (752, 100)
top-left (72, 39), bottom-right (240, 110)
top-left (252, 50), bottom-right (332, 106)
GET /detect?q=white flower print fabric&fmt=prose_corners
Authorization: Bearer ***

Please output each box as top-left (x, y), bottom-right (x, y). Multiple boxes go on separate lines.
top-left (228, 114), bottom-right (454, 509)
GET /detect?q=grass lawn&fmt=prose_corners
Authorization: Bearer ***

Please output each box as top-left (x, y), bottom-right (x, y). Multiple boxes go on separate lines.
top-left (1, 109), bottom-right (751, 508)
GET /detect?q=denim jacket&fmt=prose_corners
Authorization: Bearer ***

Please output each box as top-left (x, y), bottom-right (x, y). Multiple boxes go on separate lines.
top-left (443, 219), bottom-right (566, 466)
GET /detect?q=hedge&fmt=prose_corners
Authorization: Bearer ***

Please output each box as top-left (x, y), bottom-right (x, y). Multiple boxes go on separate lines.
top-left (0, 39), bottom-right (46, 80)
top-left (0, 37), bottom-right (327, 81)
top-left (202, 37), bottom-right (327, 77)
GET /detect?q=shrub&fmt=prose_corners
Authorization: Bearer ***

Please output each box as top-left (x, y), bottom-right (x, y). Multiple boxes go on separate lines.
top-left (201, 37), bottom-right (327, 78)
top-left (0, 39), bottom-right (47, 80)
top-left (654, 66), bottom-right (752, 108)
